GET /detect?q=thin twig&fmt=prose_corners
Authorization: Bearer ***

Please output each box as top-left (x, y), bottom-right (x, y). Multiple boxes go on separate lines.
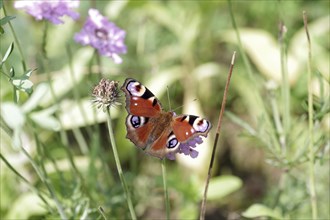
top-left (199, 51), bottom-right (236, 220)
top-left (303, 11), bottom-right (318, 220)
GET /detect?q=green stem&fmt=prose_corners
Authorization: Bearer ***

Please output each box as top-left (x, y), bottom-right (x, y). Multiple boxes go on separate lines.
top-left (2, 3), bottom-right (27, 71)
top-left (278, 3), bottom-right (290, 154)
top-left (66, 44), bottom-right (93, 136)
top-left (95, 51), bottom-right (103, 79)
top-left (0, 153), bottom-right (52, 210)
top-left (269, 89), bottom-right (285, 156)
top-left (13, 86), bottom-right (18, 103)
top-left (106, 109), bottom-right (137, 220)
top-left (20, 146), bottom-right (68, 220)
top-left (303, 11), bottom-right (318, 219)
top-left (228, 0), bottom-right (281, 153)
top-left (161, 159), bottom-right (170, 220)
top-left (42, 21), bottom-right (49, 59)
top-left (66, 44), bottom-right (90, 154)
top-left (40, 23), bottom-right (83, 185)
top-left (98, 206), bottom-right (108, 220)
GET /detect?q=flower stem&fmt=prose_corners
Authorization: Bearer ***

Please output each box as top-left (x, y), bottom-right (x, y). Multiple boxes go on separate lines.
top-left (2, 4), bottom-right (27, 71)
top-left (161, 159), bottom-right (170, 219)
top-left (303, 11), bottom-right (318, 219)
top-left (20, 146), bottom-right (67, 220)
top-left (106, 108), bottom-right (137, 220)
top-left (278, 1), bottom-right (290, 154)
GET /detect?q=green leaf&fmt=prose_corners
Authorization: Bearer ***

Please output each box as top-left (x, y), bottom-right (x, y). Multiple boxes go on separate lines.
top-left (11, 78), bottom-right (33, 94)
top-left (10, 69), bottom-right (35, 94)
top-left (22, 83), bottom-right (49, 113)
top-left (29, 106), bottom-right (60, 131)
top-left (0, 102), bottom-right (25, 130)
top-left (0, 15), bottom-right (16, 26)
top-left (203, 175), bottom-right (242, 201)
top-left (22, 68), bottom-right (36, 79)
top-left (9, 66), bottom-right (15, 77)
top-left (5, 192), bottom-right (49, 219)
top-left (192, 62), bottom-right (222, 80)
top-left (242, 203), bottom-right (283, 219)
top-left (1, 42), bottom-right (14, 65)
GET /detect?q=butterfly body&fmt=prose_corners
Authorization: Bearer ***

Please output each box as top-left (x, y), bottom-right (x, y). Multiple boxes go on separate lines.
top-left (121, 78), bottom-right (211, 159)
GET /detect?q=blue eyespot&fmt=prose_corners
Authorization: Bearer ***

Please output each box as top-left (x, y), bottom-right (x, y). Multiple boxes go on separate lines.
top-left (131, 116), bottom-right (141, 128)
top-left (167, 137), bottom-right (178, 149)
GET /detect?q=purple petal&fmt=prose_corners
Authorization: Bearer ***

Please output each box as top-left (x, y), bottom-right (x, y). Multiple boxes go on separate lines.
top-left (166, 152), bottom-right (176, 160)
top-left (14, 0), bottom-right (80, 25)
top-left (179, 143), bottom-right (190, 155)
top-left (74, 8), bottom-right (126, 63)
top-left (189, 149), bottom-right (199, 158)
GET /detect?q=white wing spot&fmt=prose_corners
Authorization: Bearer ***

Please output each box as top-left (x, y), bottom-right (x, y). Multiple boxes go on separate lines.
top-left (127, 82), bottom-right (146, 97)
top-left (193, 118), bottom-right (209, 132)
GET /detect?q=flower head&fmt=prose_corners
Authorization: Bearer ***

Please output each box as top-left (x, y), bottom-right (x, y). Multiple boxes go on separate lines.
top-left (166, 136), bottom-right (204, 160)
top-left (14, 0), bottom-right (80, 25)
top-left (74, 9), bottom-right (127, 64)
top-left (92, 79), bottom-right (121, 111)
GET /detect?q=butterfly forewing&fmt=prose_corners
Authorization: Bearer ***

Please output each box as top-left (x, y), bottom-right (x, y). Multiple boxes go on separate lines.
top-left (172, 115), bottom-right (211, 142)
top-left (121, 78), bottom-right (162, 117)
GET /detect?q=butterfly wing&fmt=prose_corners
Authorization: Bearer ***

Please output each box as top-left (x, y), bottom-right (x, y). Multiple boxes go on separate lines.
top-left (172, 115), bottom-right (212, 142)
top-left (121, 78), bottom-right (163, 117)
top-left (121, 78), bottom-right (164, 150)
top-left (145, 114), bottom-right (212, 159)
top-left (145, 127), bottom-right (176, 159)
top-left (125, 115), bottom-right (153, 149)
top-left (121, 78), bottom-right (212, 159)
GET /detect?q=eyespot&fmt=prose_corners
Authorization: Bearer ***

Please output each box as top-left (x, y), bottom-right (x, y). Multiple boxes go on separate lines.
top-left (166, 134), bottom-right (179, 149)
top-left (127, 115), bottom-right (147, 129)
top-left (193, 118), bottom-right (210, 133)
top-left (127, 81), bottom-right (146, 97)
top-left (131, 116), bottom-right (141, 128)
top-left (167, 138), bottom-right (178, 149)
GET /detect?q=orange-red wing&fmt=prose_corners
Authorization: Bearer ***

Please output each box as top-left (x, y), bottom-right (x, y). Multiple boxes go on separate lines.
top-left (172, 115), bottom-right (211, 142)
top-left (121, 78), bottom-right (162, 117)
top-left (128, 96), bottom-right (161, 117)
top-left (125, 118), bottom-right (153, 149)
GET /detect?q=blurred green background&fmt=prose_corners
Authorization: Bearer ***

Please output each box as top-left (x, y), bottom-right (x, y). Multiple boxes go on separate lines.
top-left (1, 0), bottom-right (329, 219)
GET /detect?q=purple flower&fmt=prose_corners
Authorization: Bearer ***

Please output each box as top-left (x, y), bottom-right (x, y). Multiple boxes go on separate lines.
top-left (74, 9), bottom-right (127, 64)
top-left (166, 136), bottom-right (204, 160)
top-left (166, 152), bottom-right (176, 160)
top-left (14, 0), bottom-right (80, 25)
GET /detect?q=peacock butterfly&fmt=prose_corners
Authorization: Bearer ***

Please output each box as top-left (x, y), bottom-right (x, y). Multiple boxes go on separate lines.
top-left (121, 78), bottom-right (212, 159)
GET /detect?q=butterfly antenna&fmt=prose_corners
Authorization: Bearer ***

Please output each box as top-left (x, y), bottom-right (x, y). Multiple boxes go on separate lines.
top-left (166, 86), bottom-right (172, 111)
top-left (172, 98), bottom-right (198, 112)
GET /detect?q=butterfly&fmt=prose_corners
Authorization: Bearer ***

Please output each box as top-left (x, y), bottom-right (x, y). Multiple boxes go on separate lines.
top-left (121, 78), bottom-right (212, 159)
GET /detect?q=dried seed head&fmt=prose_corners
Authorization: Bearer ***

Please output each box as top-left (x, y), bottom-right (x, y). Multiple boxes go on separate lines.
top-left (92, 79), bottom-right (121, 111)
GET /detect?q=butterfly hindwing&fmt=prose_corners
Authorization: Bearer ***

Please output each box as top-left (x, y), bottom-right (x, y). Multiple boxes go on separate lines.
top-left (147, 129), bottom-right (180, 159)
top-left (125, 115), bottom-right (151, 149)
